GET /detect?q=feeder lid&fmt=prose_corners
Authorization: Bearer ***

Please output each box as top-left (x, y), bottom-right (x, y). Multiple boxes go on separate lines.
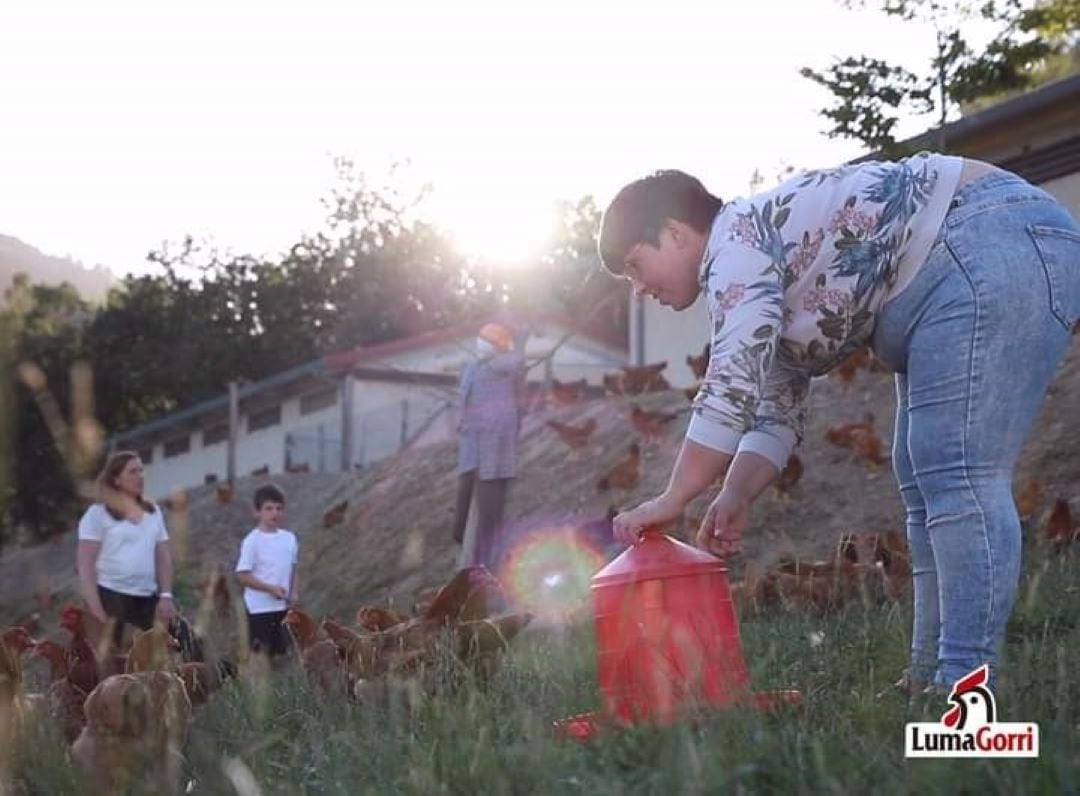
top-left (592, 529), bottom-right (727, 588)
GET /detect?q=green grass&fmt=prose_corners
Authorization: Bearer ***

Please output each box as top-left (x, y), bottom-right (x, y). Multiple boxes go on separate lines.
top-left (9, 549), bottom-right (1080, 796)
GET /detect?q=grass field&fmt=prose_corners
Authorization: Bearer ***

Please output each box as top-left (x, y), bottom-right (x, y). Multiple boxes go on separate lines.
top-left (9, 545), bottom-right (1079, 796)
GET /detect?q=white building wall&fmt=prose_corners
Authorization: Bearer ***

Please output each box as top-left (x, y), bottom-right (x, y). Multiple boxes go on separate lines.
top-left (639, 292), bottom-right (711, 388)
top-left (1043, 172), bottom-right (1080, 217)
top-left (235, 396), bottom-right (294, 478)
top-left (136, 323), bottom-right (628, 493)
top-left (145, 426), bottom-right (226, 500)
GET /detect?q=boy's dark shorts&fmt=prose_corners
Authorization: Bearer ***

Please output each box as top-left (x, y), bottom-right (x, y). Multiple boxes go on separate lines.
top-left (246, 610), bottom-right (291, 656)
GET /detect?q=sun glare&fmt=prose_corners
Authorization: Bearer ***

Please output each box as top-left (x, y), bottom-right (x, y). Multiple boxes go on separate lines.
top-left (432, 192), bottom-right (558, 268)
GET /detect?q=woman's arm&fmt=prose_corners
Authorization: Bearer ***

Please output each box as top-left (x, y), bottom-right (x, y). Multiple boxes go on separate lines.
top-left (76, 540), bottom-right (107, 622)
top-left (154, 541), bottom-right (176, 622)
top-left (612, 439), bottom-right (732, 543)
top-left (661, 438), bottom-right (733, 507)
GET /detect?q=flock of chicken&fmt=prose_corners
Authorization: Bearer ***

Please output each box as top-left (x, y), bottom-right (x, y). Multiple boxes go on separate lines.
top-left (0, 566), bottom-right (530, 794)
top-left (537, 344), bottom-right (1078, 615)
top-left (1, 603), bottom-right (226, 794)
top-left (282, 566), bottom-right (531, 700)
top-left (6, 345), bottom-right (1074, 789)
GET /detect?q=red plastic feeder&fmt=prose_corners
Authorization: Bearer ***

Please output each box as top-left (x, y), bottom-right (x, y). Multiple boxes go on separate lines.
top-left (554, 530), bottom-right (801, 740)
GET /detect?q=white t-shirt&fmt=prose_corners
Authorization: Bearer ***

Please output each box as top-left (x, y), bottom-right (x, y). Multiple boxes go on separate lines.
top-left (235, 528), bottom-right (298, 614)
top-left (77, 503), bottom-right (169, 596)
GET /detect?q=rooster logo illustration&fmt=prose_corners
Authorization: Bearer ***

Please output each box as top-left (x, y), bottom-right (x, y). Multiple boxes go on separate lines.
top-left (941, 665), bottom-right (996, 730)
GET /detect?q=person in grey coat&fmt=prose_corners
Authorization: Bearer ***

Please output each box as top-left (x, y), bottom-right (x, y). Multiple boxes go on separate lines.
top-left (453, 322), bottom-right (527, 571)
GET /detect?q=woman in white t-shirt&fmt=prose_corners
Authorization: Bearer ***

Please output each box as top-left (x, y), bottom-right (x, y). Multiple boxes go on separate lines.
top-left (76, 451), bottom-right (176, 645)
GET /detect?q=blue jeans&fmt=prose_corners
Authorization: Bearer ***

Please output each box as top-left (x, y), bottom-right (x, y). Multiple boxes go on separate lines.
top-left (872, 170), bottom-right (1080, 690)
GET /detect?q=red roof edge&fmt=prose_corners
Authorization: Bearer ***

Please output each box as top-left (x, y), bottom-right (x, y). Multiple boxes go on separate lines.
top-left (323, 312), bottom-right (627, 372)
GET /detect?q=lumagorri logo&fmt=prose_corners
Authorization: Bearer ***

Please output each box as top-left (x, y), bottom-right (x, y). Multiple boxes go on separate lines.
top-left (905, 665), bottom-right (1039, 758)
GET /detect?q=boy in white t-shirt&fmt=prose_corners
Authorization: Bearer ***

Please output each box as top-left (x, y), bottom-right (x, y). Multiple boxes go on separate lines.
top-left (235, 484), bottom-right (298, 661)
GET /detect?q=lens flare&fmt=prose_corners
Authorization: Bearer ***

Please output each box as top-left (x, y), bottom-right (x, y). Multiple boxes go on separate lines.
top-left (501, 525), bottom-right (607, 624)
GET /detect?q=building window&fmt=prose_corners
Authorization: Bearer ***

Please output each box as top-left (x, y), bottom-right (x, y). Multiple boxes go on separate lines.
top-left (137, 447), bottom-right (154, 465)
top-left (203, 423), bottom-right (229, 446)
top-left (248, 405), bottom-right (281, 433)
top-left (163, 435), bottom-right (190, 458)
top-left (300, 387), bottom-right (338, 416)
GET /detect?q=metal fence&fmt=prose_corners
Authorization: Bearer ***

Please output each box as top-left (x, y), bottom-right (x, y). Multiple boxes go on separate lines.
top-left (284, 396), bottom-right (453, 472)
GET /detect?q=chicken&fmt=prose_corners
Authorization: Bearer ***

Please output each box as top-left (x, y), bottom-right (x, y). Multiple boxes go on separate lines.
top-left (320, 618), bottom-right (367, 655)
top-left (251, 464), bottom-right (270, 476)
top-left (2, 627), bottom-right (36, 682)
top-left (686, 343), bottom-right (710, 380)
top-left (454, 613), bottom-right (534, 681)
top-left (545, 418), bottom-right (598, 452)
top-left (125, 625), bottom-right (180, 673)
top-left (1, 628), bottom-right (36, 785)
top-left (824, 413), bottom-right (875, 448)
top-left (1015, 479), bottom-right (1043, 522)
top-left (602, 372), bottom-right (625, 396)
top-left (751, 526), bottom-right (913, 615)
top-left (773, 454), bottom-right (804, 499)
top-left (550, 378), bottom-right (588, 406)
top-left (597, 444), bottom-right (642, 492)
top-left (422, 567), bottom-right (508, 624)
top-left (824, 414), bottom-right (886, 469)
top-left (322, 499), bottom-right (349, 528)
top-left (849, 426), bottom-right (888, 469)
top-left (282, 609), bottom-right (349, 696)
top-left (355, 606), bottom-right (408, 632)
top-left (753, 561), bottom-right (886, 614)
top-left (59, 605), bottom-right (108, 694)
top-left (412, 586), bottom-right (441, 618)
top-left (1045, 498), bottom-right (1078, 553)
top-left (175, 662), bottom-right (229, 707)
top-left (682, 383), bottom-right (702, 402)
top-left (60, 603), bottom-right (107, 649)
top-left (873, 528), bottom-right (912, 601)
top-left (629, 404), bottom-right (680, 443)
top-left (828, 348), bottom-right (871, 389)
top-left (619, 362), bottom-right (670, 395)
top-left (31, 640), bottom-right (88, 744)
top-left (282, 609), bottom-right (321, 650)
top-left (71, 671), bottom-right (193, 796)
top-left (215, 482), bottom-right (234, 504)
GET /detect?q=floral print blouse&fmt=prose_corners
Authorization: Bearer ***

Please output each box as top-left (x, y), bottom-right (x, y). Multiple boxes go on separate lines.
top-left (685, 151), bottom-right (964, 470)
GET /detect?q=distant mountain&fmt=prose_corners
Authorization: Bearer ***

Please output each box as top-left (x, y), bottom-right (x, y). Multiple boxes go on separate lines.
top-left (0, 234), bottom-right (117, 303)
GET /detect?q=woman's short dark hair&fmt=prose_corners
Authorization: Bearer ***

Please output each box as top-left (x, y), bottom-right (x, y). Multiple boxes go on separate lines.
top-left (253, 484), bottom-right (286, 509)
top-left (598, 170), bottom-right (723, 275)
top-left (96, 450), bottom-right (156, 519)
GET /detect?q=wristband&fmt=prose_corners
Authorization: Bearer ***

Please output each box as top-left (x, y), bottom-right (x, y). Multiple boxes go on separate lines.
top-left (159, 592), bottom-right (173, 599)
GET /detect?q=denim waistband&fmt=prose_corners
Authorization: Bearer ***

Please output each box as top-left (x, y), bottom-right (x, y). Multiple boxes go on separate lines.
top-left (950, 169), bottom-right (1040, 208)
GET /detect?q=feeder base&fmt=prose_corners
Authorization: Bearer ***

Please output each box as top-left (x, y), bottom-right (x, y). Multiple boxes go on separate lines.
top-left (553, 689), bottom-right (804, 742)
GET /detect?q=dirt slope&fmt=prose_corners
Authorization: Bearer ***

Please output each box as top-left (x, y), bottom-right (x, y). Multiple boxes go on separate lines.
top-left (2, 339), bottom-right (1078, 624)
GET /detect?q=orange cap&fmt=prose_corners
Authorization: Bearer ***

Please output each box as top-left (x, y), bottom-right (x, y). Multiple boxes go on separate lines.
top-left (479, 322), bottom-right (514, 351)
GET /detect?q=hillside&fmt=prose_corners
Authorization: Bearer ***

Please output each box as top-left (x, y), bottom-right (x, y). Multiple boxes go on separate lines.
top-left (0, 233), bottom-right (116, 302)
top-left (2, 338), bottom-right (1078, 624)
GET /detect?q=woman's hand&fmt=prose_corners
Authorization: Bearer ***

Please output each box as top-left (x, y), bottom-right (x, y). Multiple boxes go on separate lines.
top-left (155, 596), bottom-right (176, 624)
top-left (695, 488), bottom-right (752, 558)
top-left (612, 495), bottom-right (683, 545)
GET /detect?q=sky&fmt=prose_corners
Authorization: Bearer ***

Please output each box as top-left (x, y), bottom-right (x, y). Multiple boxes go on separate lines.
top-left (0, 0), bottom-right (963, 276)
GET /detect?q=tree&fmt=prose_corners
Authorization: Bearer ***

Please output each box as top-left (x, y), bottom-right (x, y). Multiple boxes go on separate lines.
top-left (801, 0), bottom-right (1080, 155)
top-left (6, 157), bottom-right (621, 540)
top-left (3, 275), bottom-right (94, 541)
